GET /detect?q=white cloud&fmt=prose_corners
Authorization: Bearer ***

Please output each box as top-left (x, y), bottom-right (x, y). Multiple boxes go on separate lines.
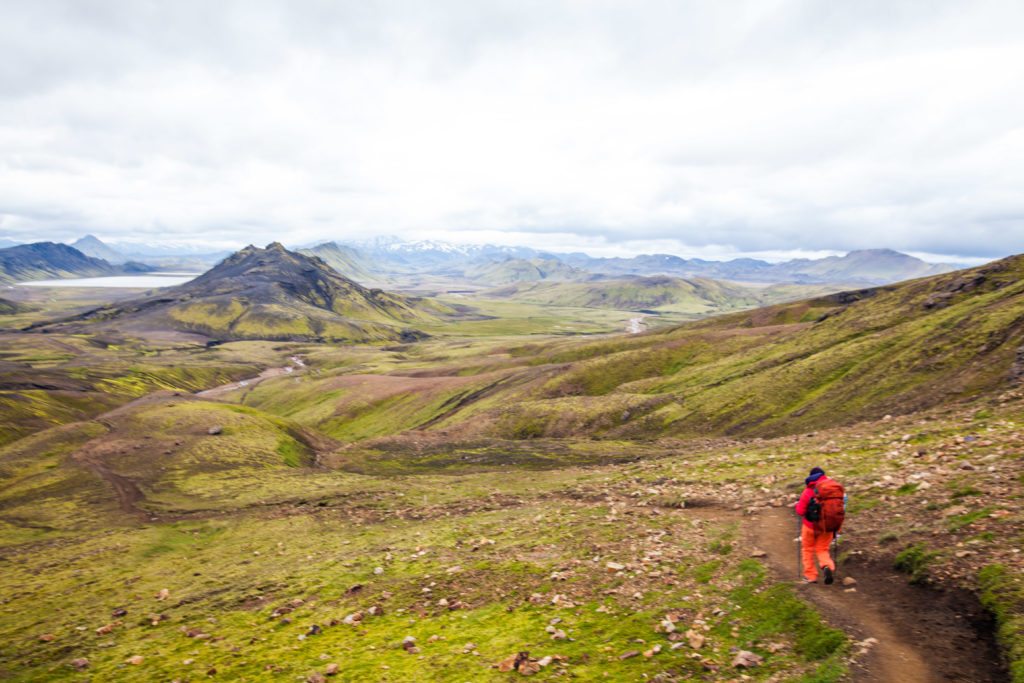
top-left (1, 0), bottom-right (1022, 260)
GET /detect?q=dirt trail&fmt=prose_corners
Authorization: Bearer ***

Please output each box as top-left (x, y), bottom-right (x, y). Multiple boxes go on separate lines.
top-left (197, 355), bottom-right (305, 398)
top-left (74, 456), bottom-right (145, 514)
top-left (751, 506), bottom-right (1005, 683)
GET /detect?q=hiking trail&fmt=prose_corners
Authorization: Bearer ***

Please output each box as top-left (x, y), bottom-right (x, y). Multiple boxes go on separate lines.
top-left (749, 506), bottom-right (1005, 682)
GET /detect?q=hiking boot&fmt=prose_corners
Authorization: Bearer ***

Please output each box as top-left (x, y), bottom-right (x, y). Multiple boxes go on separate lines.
top-left (823, 567), bottom-right (834, 585)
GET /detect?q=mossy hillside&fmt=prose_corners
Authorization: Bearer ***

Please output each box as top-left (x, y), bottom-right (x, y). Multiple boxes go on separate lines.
top-left (0, 361), bottom-right (261, 447)
top-left (979, 564), bottom-right (1024, 682)
top-left (0, 457), bottom-right (848, 682)
top-left (488, 276), bottom-right (762, 312)
top-left (401, 256), bottom-right (1024, 441)
top-left (3, 389), bottom-right (1022, 680)
top-left (0, 421), bottom-right (113, 535)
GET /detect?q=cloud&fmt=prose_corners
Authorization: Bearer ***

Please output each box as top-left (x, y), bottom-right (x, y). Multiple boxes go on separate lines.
top-left (0, 0), bottom-right (1022, 260)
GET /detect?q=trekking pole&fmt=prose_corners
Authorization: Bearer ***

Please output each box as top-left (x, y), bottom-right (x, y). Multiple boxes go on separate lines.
top-left (796, 516), bottom-right (802, 582)
top-left (831, 533), bottom-right (839, 579)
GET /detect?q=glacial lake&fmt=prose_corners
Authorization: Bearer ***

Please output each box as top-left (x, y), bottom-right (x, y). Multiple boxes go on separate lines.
top-left (18, 273), bottom-right (199, 288)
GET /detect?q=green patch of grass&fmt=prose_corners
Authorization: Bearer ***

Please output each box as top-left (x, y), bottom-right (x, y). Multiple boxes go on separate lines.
top-left (895, 482), bottom-right (919, 495)
top-left (728, 560), bottom-right (847, 674)
top-left (978, 564), bottom-right (1024, 683)
top-left (275, 436), bottom-right (307, 467)
top-left (894, 543), bottom-right (939, 585)
top-left (708, 539), bottom-right (733, 555)
top-left (693, 559), bottom-right (723, 583)
top-left (947, 507), bottom-right (994, 532)
top-left (878, 531), bottom-right (900, 545)
top-left (951, 485), bottom-right (983, 498)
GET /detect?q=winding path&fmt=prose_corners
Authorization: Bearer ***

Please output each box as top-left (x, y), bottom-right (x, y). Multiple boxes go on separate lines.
top-left (749, 506), bottom-right (1004, 682)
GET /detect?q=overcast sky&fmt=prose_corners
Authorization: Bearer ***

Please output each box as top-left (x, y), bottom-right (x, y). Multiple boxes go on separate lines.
top-left (1, 1), bottom-right (1022, 262)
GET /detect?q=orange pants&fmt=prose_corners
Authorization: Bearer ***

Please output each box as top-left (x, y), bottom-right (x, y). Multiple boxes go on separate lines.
top-left (801, 525), bottom-right (835, 581)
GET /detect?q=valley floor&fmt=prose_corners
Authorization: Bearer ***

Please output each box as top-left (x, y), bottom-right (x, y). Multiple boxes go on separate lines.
top-left (1, 387), bottom-right (1021, 681)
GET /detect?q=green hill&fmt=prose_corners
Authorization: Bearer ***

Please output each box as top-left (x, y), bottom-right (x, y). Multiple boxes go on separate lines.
top-left (299, 241), bottom-right (383, 285)
top-left (233, 255), bottom-right (1024, 444)
top-left (483, 255), bottom-right (1024, 439)
top-left (39, 243), bottom-right (454, 343)
top-left (487, 276), bottom-right (761, 312)
top-left (466, 257), bottom-right (585, 285)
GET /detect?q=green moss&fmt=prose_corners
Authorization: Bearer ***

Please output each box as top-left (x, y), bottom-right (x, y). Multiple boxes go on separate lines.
top-left (894, 543), bottom-right (939, 585)
top-left (978, 564), bottom-right (1024, 683)
top-left (947, 507), bottom-right (994, 531)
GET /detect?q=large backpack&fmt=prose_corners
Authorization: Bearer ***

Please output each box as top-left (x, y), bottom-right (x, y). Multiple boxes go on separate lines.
top-left (813, 478), bottom-right (845, 533)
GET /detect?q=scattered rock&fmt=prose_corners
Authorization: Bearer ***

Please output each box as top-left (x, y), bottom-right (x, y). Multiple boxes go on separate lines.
top-left (207, 426), bottom-right (223, 435)
top-left (126, 655), bottom-right (144, 665)
top-left (95, 622), bottom-right (117, 635)
top-left (685, 629), bottom-right (705, 650)
top-left (324, 663), bottom-right (339, 676)
top-left (38, 633), bottom-right (55, 642)
top-left (842, 576), bottom-right (857, 587)
top-left (732, 650), bottom-right (763, 668)
top-left (70, 658), bottom-right (89, 670)
top-left (605, 561), bottom-right (626, 572)
top-left (620, 650), bottom-right (641, 660)
top-left (307, 674), bottom-right (326, 683)
top-left (750, 548), bottom-right (767, 558)
top-left (156, 588), bottom-right (170, 601)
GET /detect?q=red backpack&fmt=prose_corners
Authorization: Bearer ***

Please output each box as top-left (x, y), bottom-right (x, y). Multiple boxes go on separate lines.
top-left (813, 478), bottom-right (846, 533)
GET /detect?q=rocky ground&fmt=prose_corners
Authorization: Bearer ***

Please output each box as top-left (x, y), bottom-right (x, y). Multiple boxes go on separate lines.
top-left (1, 387), bottom-right (1021, 681)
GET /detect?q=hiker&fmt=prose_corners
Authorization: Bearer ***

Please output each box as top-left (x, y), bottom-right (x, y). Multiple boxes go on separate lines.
top-left (794, 466), bottom-right (845, 584)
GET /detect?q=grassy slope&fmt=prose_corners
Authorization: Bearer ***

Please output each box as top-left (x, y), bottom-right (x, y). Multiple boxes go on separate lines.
top-left (0, 414), bottom-right (852, 682)
top-left (438, 256), bottom-right (1024, 440)
top-left (0, 336), bottom-right (299, 446)
top-left (2, 257), bottom-right (1024, 679)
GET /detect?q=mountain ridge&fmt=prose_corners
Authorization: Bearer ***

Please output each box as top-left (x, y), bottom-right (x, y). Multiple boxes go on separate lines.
top-left (0, 242), bottom-right (125, 284)
top-left (38, 242), bottom-right (453, 342)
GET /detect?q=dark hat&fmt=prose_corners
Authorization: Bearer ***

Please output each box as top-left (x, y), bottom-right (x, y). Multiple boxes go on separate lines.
top-left (805, 467), bottom-right (825, 486)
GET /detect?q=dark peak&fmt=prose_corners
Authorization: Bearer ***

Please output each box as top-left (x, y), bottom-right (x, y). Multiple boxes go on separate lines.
top-left (265, 242), bottom-right (287, 252)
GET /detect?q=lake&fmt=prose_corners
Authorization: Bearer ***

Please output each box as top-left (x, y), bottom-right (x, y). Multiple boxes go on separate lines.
top-left (18, 273), bottom-right (199, 288)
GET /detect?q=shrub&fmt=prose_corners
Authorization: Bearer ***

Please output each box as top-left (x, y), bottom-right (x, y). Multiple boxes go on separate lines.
top-left (893, 543), bottom-right (938, 585)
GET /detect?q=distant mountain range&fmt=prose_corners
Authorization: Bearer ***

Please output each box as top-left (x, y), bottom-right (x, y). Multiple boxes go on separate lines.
top-left (0, 233), bottom-right (968, 289)
top-left (333, 237), bottom-right (959, 286)
top-left (40, 243), bottom-right (454, 343)
top-left (0, 242), bottom-right (153, 284)
top-left (557, 248), bottom-right (956, 284)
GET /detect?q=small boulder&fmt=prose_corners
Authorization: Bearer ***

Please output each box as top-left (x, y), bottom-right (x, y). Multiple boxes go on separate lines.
top-left (70, 658), bottom-right (89, 670)
top-left (207, 426), bottom-right (223, 435)
top-left (842, 576), bottom-right (857, 587)
top-left (732, 650), bottom-right (763, 668)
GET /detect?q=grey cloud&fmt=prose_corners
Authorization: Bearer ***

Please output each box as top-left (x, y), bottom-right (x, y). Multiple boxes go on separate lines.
top-left (1, 0), bottom-right (1023, 260)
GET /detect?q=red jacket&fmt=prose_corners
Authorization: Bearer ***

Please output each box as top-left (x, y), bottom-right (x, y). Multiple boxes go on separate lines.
top-left (795, 476), bottom-right (831, 530)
